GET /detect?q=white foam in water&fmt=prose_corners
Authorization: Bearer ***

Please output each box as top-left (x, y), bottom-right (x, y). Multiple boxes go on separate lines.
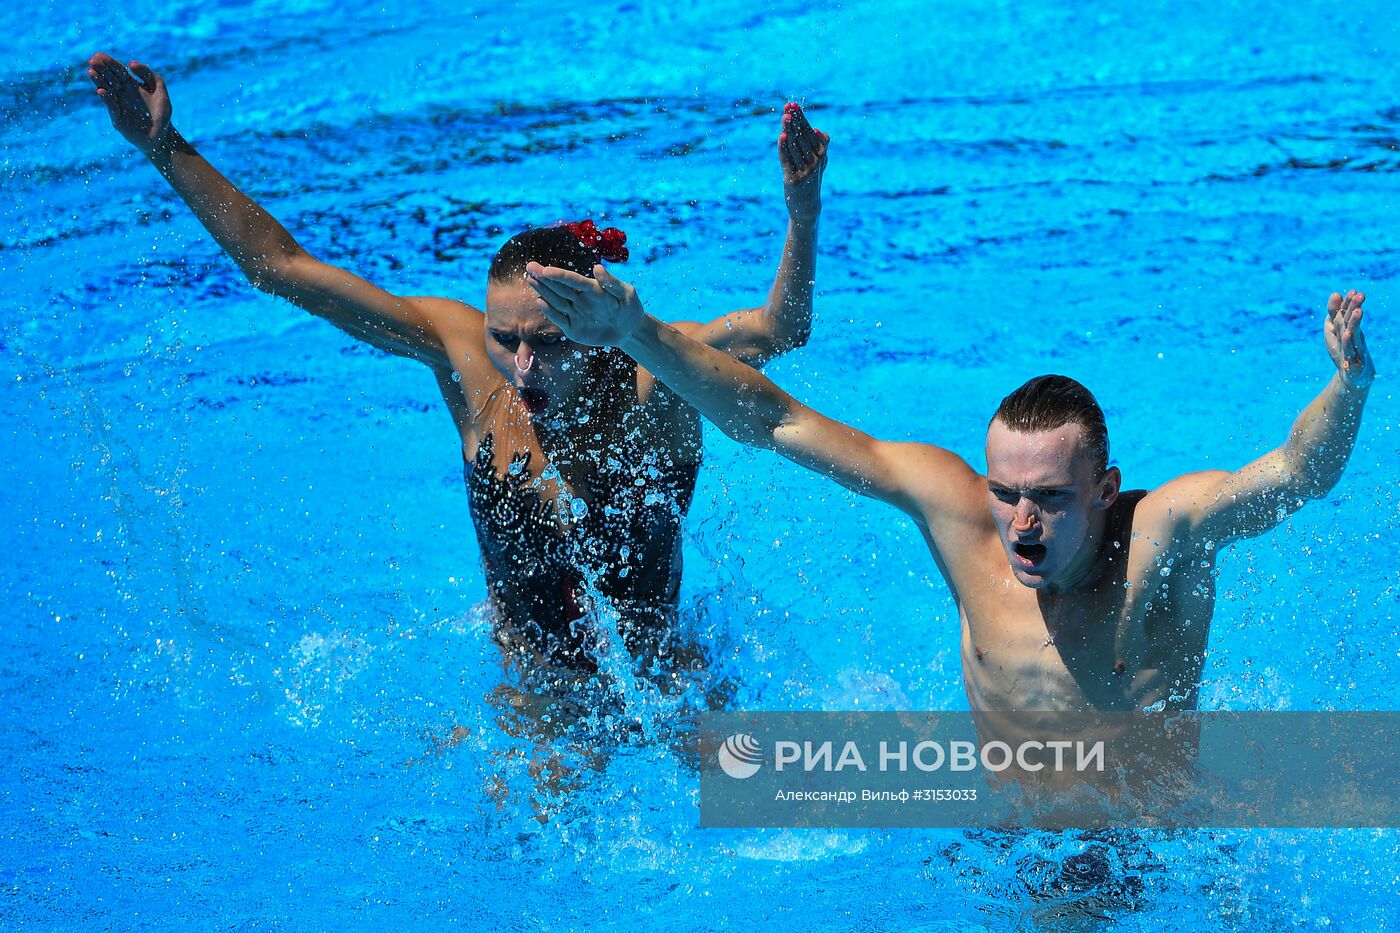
top-left (730, 829), bottom-right (871, 862)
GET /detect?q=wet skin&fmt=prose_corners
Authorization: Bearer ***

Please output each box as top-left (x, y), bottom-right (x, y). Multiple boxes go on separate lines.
top-left (959, 425), bottom-right (1207, 715)
top-left (528, 251), bottom-right (1376, 724)
top-left (85, 51), bottom-right (832, 680)
top-left (482, 280), bottom-right (597, 417)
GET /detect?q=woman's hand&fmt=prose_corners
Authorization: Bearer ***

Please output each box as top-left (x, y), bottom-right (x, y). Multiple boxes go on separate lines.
top-left (525, 262), bottom-right (646, 348)
top-left (1325, 290), bottom-right (1374, 391)
top-left (779, 102), bottom-right (828, 226)
top-left (87, 53), bottom-right (172, 156)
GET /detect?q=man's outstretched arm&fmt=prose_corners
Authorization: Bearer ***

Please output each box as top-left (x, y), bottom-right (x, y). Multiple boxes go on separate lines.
top-left (678, 103), bottom-right (828, 367)
top-left (525, 262), bottom-right (982, 524)
top-left (1156, 290), bottom-right (1375, 543)
top-left (86, 53), bottom-right (468, 369)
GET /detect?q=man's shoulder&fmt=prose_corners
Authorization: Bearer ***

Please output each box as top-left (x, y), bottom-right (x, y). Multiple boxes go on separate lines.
top-left (1127, 471), bottom-right (1234, 551)
top-left (1137, 472), bottom-right (1231, 524)
top-left (890, 441), bottom-right (985, 491)
top-left (883, 442), bottom-right (991, 532)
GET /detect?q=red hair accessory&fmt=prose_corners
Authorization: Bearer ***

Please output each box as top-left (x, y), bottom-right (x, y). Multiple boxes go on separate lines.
top-left (561, 219), bottom-right (630, 263)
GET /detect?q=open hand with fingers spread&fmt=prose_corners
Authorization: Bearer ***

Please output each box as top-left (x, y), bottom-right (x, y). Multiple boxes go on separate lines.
top-left (1326, 290), bottom-right (1375, 390)
top-left (779, 103), bottom-right (829, 225)
top-left (86, 52), bottom-right (172, 155)
top-left (525, 261), bottom-right (646, 348)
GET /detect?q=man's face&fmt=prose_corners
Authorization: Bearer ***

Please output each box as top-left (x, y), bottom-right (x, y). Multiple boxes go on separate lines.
top-left (484, 279), bottom-right (595, 416)
top-left (984, 419), bottom-right (1118, 589)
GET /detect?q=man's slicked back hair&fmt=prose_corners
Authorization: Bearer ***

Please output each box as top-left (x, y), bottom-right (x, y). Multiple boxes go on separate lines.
top-left (991, 374), bottom-right (1110, 478)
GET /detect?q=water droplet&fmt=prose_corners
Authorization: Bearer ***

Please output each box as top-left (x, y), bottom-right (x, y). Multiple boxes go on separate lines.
top-left (569, 498), bottom-right (589, 519)
top-left (450, 370), bottom-right (461, 383)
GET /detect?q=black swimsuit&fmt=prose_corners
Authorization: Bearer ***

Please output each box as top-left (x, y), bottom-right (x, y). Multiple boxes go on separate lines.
top-left (463, 383), bottom-right (699, 673)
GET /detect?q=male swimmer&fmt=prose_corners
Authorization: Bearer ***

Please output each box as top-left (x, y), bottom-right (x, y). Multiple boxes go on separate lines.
top-left (527, 264), bottom-right (1375, 726)
top-left (85, 53), bottom-right (830, 686)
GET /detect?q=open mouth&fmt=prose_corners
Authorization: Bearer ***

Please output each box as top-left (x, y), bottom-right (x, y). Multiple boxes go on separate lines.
top-left (1012, 542), bottom-right (1048, 564)
top-left (518, 387), bottom-right (549, 413)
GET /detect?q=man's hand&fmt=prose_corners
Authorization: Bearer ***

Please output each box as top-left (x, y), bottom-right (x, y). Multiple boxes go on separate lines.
top-left (86, 53), bottom-right (172, 155)
top-left (1326, 289), bottom-right (1375, 390)
top-left (779, 103), bottom-right (829, 225)
top-left (525, 262), bottom-right (645, 348)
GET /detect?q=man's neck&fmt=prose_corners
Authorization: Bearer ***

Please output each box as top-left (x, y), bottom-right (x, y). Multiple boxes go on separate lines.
top-left (1045, 512), bottom-right (1112, 596)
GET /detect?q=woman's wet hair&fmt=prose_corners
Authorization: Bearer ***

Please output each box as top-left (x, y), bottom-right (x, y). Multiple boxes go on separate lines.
top-left (488, 221), bottom-right (628, 283)
top-left (991, 374), bottom-right (1110, 478)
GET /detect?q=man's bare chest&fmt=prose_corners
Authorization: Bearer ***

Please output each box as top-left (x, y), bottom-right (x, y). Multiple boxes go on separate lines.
top-left (954, 534), bottom-right (1215, 710)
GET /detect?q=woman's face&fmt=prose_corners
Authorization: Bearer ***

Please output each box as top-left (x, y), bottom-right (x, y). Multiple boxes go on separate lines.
top-left (483, 278), bottom-right (600, 417)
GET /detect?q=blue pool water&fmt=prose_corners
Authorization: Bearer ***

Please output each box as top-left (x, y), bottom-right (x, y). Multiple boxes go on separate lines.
top-left (4, 0), bottom-right (1399, 927)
